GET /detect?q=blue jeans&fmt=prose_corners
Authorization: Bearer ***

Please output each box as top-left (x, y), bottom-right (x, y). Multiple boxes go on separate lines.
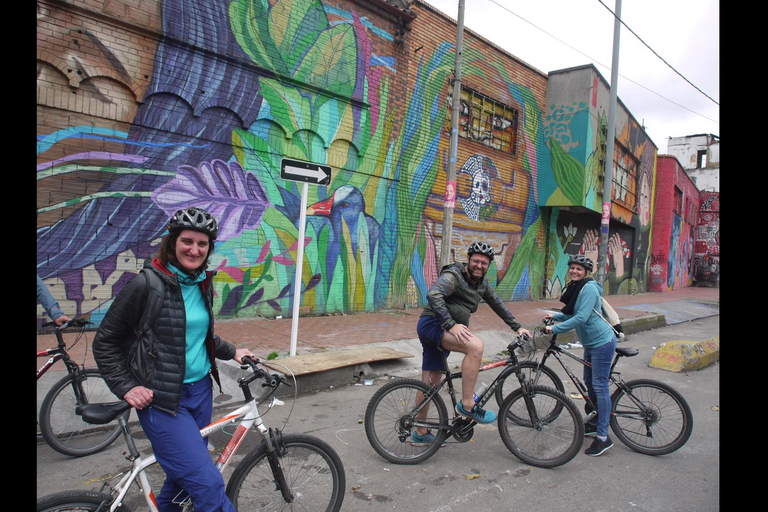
top-left (137, 376), bottom-right (235, 512)
top-left (583, 337), bottom-right (617, 438)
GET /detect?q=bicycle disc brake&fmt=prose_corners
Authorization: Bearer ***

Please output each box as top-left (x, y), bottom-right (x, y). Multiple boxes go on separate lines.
top-left (451, 417), bottom-right (475, 442)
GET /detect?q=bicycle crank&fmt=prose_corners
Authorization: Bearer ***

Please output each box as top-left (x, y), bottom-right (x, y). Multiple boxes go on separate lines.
top-left (451, 418), bottom-right (475, 442)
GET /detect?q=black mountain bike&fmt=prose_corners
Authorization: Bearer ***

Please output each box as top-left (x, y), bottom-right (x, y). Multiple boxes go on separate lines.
top-left (494, 320), bottom-right (694, 455)
top-left (37, 318), bottom-right (128, 457)
top-left (365, 333), bottom-right (584, 469)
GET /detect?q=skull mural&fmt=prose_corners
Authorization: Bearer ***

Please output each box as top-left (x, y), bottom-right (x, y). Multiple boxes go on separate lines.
top-left (459, 155), bottom-right (499, 221)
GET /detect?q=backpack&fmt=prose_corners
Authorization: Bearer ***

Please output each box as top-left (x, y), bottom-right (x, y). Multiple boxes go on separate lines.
top-left (137, 268), bottom-right (164, 337)
top-left (593, 297), bottom-right (625, 341)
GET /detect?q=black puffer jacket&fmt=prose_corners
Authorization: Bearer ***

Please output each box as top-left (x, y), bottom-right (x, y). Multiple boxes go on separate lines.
top-left (421, 263), bottom-right (522, 332)
top-left (93, 259), bottom-right (236, 415)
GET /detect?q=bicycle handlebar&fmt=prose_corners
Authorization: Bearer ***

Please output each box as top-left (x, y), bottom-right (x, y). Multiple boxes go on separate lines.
top-left (240, 356), bottom-right (291, 389)
top-left (41, 317), bottom-right (92, 330)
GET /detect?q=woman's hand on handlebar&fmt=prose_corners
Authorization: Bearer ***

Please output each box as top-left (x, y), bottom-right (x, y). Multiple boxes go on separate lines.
top-left (234, 348), bottom-right (257, 365)
top-left (542, 315), bottom-right (556, 333)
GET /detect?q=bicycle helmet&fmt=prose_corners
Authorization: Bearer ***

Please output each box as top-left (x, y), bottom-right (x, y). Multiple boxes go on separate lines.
top-left (467, 241), bottom-right (494, 261)
top-left (568, 254), bottom-right (594, 271)
top-left (168, 207), bottom-right (218, 240)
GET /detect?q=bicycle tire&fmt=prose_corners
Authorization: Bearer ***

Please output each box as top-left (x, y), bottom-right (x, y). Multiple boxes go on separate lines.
top-left (494, 361), bottom-right (565, 407)
top-left (37, 490), bottom-right (130, 512)
top-left (498, 385), bottom-right (584, 468)
top-left (364, 378), bottom-right (449, 465)
top-left (226, 433), bottom-right (346, 512)
top-left (609, 378), bottom-right (693, 455)
top-left (39, 368), bottom-right (128, 457)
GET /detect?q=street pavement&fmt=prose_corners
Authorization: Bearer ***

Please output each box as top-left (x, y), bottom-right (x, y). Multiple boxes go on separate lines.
top-left (37, 314), bottom-right (721, 511)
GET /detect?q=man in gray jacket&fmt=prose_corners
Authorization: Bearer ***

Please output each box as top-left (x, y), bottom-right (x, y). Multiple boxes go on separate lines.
top-left (410, 241), bottom-right (530, 445)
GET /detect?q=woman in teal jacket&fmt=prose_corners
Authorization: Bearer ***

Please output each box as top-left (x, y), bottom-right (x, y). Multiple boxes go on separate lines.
top-left (544, 254), bottom-right (617, 457)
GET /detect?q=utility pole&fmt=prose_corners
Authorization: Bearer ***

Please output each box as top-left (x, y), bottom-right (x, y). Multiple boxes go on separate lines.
top-left (596, 0), bottom-right (622, 287)
top-left (440, 0), bottom-right (466, 267)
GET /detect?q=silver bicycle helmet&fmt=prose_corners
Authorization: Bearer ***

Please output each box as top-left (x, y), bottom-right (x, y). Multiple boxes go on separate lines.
top-left (467, 241), bottom-right (494, 261)
top-left (168, 207), bottom-right (218, 240)
top-left (568, 253), bottom-right (594, 271)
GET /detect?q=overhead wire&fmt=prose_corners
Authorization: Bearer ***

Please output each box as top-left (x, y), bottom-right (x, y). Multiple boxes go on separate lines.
top-left (486, 0), bottom-right (719, 124)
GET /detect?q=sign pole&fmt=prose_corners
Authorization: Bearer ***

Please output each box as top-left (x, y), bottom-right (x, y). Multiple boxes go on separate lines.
top-left (290, 181), bottom-right (309, 357)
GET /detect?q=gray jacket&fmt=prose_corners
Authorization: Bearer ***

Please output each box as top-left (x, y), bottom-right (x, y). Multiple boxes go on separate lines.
top-left (421, 263), bottom-right (522, 332)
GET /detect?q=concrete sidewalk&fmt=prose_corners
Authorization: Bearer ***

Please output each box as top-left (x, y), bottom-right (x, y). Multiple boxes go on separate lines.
top-left (36, 285), bottom-right (719, 411)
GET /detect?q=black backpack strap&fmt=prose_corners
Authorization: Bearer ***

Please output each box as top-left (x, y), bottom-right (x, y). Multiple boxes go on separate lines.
top-left (137, 269), bottom-right (164, 336)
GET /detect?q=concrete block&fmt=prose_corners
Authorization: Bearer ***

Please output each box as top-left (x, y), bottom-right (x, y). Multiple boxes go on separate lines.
top-left (649, 336), bottom-right (719, 372)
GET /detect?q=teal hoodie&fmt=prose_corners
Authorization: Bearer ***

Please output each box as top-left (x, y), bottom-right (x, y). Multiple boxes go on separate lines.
top-left (552, 279), bottom-right (614, 349)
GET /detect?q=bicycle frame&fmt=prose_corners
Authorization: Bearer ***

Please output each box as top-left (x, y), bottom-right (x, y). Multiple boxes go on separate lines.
top-left (103, 397), bottom-right (277, 512)
top-left (414, 339), bottom-right (530, 432)
top-left (37, 319), bottom-right (92, 380)
top-left (85, 360), bottom-right (289, 512)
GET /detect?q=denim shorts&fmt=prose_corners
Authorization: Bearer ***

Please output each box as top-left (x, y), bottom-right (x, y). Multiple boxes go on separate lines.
top-left (417, 315), bottom-right (450, 371)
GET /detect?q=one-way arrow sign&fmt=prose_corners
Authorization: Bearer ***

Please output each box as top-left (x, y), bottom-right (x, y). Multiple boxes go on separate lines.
top-left (280, 158), bottom-right (331, 185)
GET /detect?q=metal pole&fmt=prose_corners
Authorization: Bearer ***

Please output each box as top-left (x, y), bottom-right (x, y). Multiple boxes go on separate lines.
top-left (440, 0), bottom-right (466, 267)
top-left (596, 0), bottom-right (622, 287)
top-left (289, 181), bottom-right (309, 356)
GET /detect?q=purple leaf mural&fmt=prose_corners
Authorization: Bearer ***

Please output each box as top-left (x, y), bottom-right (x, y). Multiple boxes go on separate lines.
top-left (153, 159), bottom-right (271, 241)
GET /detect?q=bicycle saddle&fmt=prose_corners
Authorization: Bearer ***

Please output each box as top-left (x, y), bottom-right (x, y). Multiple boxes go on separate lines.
top-left (76, 401), bottom-right (131, 424)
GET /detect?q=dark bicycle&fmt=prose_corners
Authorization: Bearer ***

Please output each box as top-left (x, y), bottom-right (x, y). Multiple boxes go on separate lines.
top-left (493, 320), bottom-right (694, 455)
top-left (37, 318), bottom-right (128, 457)
top-left (365, 333), bottom-right (584, 469)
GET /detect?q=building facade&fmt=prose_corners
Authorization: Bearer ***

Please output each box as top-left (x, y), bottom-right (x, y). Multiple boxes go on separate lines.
top-left (540, 65), bottom-right (658, 297)
top-left (37, 0), bottom-right (667, 331)
top-left (649, 155), bottom-right (700, 292)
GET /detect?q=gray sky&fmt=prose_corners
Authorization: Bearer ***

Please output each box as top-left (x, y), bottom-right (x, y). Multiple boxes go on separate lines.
top-left (423, 0), bottom-right (720, 154)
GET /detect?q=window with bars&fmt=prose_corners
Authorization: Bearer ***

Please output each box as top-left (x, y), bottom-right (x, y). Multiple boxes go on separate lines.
top-left (612, 143), bottom-right (638, 212)
top-left (447, 85), bottom-right (519, 154)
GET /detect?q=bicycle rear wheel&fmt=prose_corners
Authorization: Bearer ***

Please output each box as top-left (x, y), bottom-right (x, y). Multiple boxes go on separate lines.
top-left (494, 361), bottom-right (565, 407)
top-left (37, 490), bottom-right (130, 512)
top-left (226, 433), bottom-right (346, 512)
top-left (498, 385), bottom-right (583, 468)
top-left (364, 378), bottom-right (449, 464)
top-left (39, 368), bottom-right (128, 457)
top-left (610, 379), bottom-right (693, 455)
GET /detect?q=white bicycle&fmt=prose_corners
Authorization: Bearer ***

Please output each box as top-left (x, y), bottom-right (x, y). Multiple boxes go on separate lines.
top-left (37, 357), bottom-right (346, 511)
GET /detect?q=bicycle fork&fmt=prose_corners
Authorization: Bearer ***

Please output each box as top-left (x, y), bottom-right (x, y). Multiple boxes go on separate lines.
top-left (263, 428), bottom-right (293, 503)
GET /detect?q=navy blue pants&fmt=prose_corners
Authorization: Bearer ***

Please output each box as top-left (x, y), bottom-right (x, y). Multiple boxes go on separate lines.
top-left (137, 376), bottom-right (235, 512)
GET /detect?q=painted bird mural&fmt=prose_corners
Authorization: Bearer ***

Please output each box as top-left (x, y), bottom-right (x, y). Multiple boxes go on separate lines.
top-left (306, 185), bottom-right (381, 292)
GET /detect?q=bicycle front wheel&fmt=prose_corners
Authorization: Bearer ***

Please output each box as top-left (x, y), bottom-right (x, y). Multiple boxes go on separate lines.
top-left (226, 433), bottom-right (346, 512)
top-left (37, 490), bottom-right (130, 512)
top-left (494, 361), bottom-right (565, 407)
top-left (364, 378), bottom-right (449, 464)
top-left (498, 385), bottom-right (583, 468)
top-left (39, 368), bottom-right (128, 457)
top-left (610, 379), bottom-right (694, 455)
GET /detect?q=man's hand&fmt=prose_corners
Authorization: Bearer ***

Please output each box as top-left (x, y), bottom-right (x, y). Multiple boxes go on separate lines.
top-left (448, 323), bottom-right (473, 344)
top-left (517, 327), bottom-right (531, 338)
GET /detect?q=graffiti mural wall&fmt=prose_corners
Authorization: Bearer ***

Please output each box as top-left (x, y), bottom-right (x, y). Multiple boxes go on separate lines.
top-left (539, 67), bottom-right (657, 297)
top-left (37, 0), bottom-right (553, 330)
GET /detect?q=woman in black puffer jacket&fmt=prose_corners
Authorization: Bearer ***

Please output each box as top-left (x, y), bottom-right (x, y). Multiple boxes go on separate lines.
top-left (93, 207), bottom-right (254, 512)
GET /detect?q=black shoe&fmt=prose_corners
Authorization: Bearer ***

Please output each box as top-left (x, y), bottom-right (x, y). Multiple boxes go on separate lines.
top-left (585, 436), bottom-right (614, 456)
top-left (584, 423), bottom-right (597, 437)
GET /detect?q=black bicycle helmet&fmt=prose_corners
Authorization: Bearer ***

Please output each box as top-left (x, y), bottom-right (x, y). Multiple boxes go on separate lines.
top-left (568, 254), bottom-right (594, 271)
top-left (467, 241), bottom-right (494, 261)
top-left (168, 207), bottom-right (218, 240)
